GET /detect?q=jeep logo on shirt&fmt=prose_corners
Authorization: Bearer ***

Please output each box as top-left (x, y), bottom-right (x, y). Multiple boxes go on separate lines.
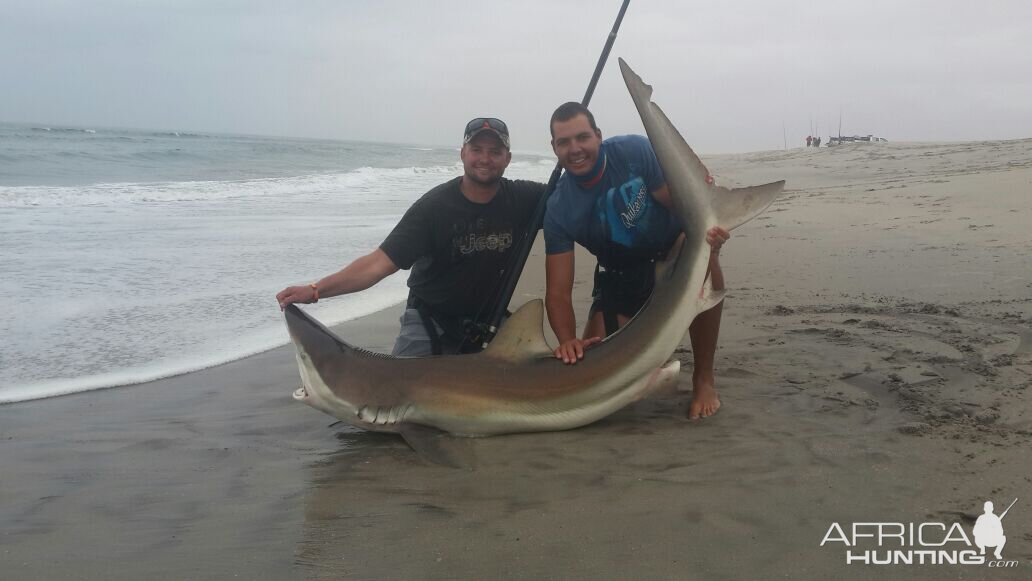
top-left (455, 231), bottom-right (513, 255)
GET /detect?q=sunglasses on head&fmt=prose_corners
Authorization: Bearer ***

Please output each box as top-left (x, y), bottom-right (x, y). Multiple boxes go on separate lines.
top-left (465, 117), bottom-right (509, 136)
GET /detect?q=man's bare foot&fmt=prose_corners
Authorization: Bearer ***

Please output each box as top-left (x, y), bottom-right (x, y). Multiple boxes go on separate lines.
top-left (688, 378), bottom-right (721, 420)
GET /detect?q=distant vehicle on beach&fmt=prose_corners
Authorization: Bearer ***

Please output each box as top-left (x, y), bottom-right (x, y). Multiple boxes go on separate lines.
top-left (826, 135), bottom-right (888, 146)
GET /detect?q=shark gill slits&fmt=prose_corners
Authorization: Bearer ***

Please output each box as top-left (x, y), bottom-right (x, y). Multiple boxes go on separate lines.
top-left (359, 405), bottom-right (388, 425)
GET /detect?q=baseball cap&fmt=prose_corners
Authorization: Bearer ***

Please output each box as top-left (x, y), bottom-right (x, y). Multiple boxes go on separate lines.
top-left (463, 117), bottom-right (510, 149)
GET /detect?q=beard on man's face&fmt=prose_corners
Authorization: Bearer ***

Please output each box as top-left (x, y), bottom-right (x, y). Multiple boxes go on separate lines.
top-left (464, 170), bottom-right (503, 187)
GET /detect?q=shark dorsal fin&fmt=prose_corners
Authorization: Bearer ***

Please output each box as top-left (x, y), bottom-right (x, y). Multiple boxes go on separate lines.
top-left (482, 299), bottom-right (553, 362)
top-left (711, 181), bottom-right (786, 231)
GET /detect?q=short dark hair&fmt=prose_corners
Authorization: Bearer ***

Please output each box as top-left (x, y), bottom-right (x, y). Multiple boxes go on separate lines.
top-left (550, 102), bottom-right (598, 138)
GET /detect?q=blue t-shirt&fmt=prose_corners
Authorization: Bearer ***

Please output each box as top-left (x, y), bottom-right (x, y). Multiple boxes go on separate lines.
top-left (544, 135), bottom-right (679, 258)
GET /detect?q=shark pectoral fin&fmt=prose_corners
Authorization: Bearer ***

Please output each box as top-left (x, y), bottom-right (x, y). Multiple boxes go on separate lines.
top-left (713, 180), bottom-right (786, 231)
top-left (398, 424), bottom-right (476, 470)
top-left (481, 299), bottom-right (554, 362)
top-left (698, 286), bottom-right (727, 314)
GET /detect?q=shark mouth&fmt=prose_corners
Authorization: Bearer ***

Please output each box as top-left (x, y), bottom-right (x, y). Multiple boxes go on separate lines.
top-left (293, 384), bottom-right (308, 400)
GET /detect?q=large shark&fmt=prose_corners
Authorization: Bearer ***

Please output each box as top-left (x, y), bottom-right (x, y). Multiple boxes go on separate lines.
top-left (283, 58), bottom-right (784, 441)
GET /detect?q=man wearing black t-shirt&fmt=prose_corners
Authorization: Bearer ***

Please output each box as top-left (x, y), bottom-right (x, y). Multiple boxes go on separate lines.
top-left (276, 117), bottom-right (546, 356)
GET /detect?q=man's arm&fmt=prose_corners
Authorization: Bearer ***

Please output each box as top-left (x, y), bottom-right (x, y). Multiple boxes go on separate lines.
top-left (276, 249), bottom-right (399, 309)
top-left (650, 183), bottom-right (674, 211)
top-left (545, 251), bottom-right (601, 364)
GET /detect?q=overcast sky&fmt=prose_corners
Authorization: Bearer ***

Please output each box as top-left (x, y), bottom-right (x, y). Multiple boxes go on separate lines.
top-left (2, 0), bottom-right (1030, 154)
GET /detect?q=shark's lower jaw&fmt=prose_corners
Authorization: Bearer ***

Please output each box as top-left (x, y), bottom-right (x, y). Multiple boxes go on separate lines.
top-left (292, 349), bottom-right (369, 423)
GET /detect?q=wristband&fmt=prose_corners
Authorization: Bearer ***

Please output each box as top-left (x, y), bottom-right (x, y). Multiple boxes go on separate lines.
top-left (309, 283), bottom-right (319, 303)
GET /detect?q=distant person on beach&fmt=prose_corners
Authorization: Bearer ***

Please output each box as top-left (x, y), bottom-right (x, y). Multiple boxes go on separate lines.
top-left (541, 102), bottom-right (729, 420)
top-left (815, 136), bottom-right (821, 147)
top-left (806, 135), bottom-right (812, 147)
top-left (276, 117), bottom-right (546, 356)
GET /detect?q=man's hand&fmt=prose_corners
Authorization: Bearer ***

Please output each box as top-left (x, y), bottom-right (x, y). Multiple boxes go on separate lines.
top-left (276, 285), bottom-right (318, 310)
top-left (554, 336), bottom-right (602, 364)
top-left (706, 226), bottom-right (730, 253)
top-left (273, 249), bottom-right (400, 311)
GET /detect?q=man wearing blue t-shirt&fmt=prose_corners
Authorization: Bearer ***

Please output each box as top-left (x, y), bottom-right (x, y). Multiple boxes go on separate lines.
top-left (543, 102), bottom-right (729, 420)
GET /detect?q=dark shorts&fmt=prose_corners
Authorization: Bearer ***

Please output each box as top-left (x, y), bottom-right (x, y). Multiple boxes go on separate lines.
top-left (589, 261), bottom-right (657, 319)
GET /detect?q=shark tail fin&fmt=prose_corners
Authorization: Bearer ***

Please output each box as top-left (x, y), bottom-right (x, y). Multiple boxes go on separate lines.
top-left (712, 180), bottom-right (786, 231)
top-left (647, 103), bottom-right (783, 232)
top-left (620, 57), bottom-right (786, 233)
top-left (618, 57), bottom-right (653, 108)
top-left (620, 58), bottom-right (713, 199)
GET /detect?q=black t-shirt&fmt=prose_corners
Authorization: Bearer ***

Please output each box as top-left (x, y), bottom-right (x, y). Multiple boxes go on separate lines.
top-left (380, 176), bottom-right (546, 318)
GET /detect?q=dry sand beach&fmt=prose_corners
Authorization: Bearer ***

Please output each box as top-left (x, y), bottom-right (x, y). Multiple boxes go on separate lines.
top-left (2, 138), bottom-right (1031, 580)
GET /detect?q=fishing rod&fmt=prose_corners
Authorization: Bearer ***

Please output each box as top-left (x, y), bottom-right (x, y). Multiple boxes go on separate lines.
top-left (999, 498), bottom-right (1018, 520)
top-left (468, 0), bottom-right (632, 350)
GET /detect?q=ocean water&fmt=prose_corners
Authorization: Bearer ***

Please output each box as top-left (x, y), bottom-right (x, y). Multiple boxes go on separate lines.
top-left (0, 122), bottom-right (554, 403)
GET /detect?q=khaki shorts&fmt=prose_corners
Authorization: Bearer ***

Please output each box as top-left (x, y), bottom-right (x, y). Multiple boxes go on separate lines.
top-left (390, 308), bottom-right (465, 357)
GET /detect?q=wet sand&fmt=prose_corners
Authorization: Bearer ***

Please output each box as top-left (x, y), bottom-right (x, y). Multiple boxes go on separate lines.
top-left (2, 139), bottom-right (1031, 579)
